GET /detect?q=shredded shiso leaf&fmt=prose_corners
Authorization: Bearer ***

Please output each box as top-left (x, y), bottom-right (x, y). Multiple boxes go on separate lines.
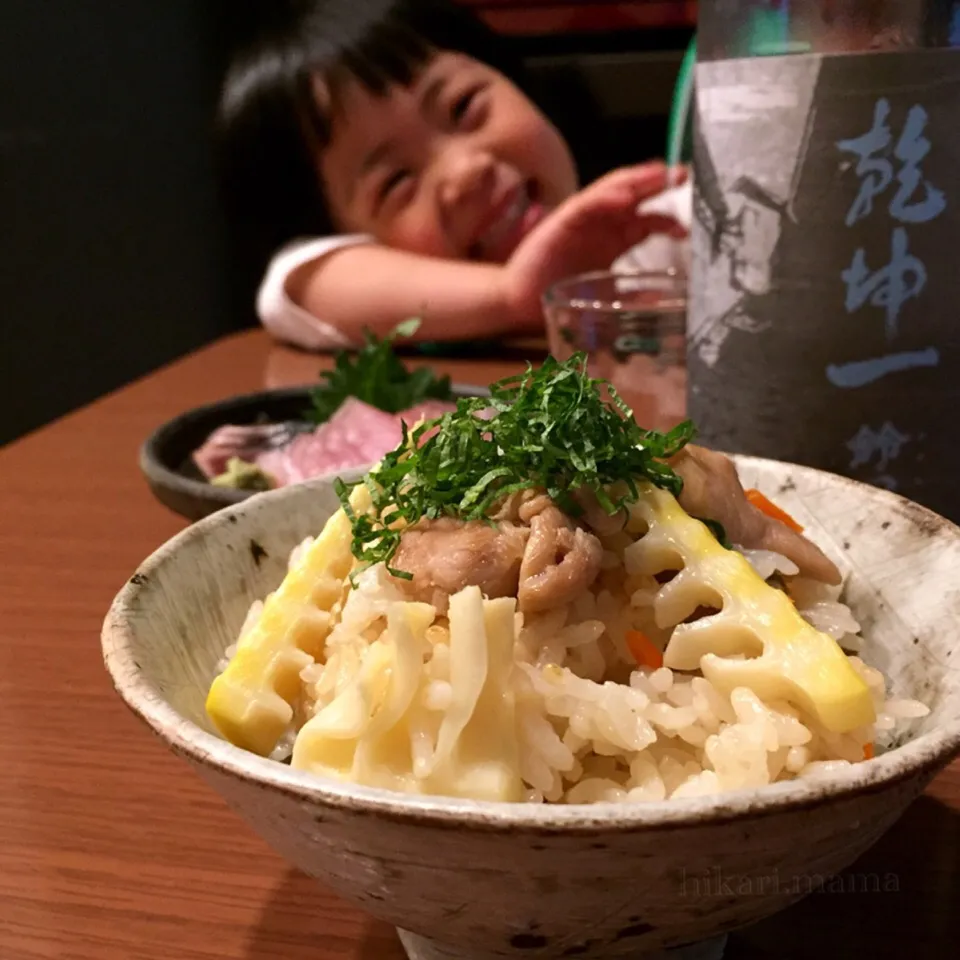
top-left (335, 353), bottom-right (697, 578)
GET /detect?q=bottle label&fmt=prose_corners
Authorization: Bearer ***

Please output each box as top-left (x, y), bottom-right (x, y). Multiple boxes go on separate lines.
top-left (689, 49), bottom-right (960, 519)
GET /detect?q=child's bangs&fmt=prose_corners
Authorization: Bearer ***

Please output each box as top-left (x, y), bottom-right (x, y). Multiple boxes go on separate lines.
top-left (303, 16), bottom-right (435, 146)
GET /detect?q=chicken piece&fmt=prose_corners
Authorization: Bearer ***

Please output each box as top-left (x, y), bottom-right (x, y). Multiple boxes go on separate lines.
top-left (391, 518), bottom-right (529, 612)
top-left (488, 488), bottom-right (552, 524)
top-left (669, 445), bottom-right (842, 585)
top-left (572, 487), bottom-right (628, 538)
top-left (517, 506), bottom-right (604, 613)
top-left (517, 492), bottom-right (556, 524)
top-left (496, 486), bottom-right (627, 538)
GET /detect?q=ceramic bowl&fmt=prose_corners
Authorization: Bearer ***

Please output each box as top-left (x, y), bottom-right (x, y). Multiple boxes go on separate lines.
top-left (140, 384), bottom-right (489, 522)
top-left (102, 457), bottom-right (960, 959)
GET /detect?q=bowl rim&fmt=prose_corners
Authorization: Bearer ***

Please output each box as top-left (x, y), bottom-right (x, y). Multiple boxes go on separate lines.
top-left (138, 382), bottom-right (491, 515)
top-left (103, 455), bottom-right (960, 833)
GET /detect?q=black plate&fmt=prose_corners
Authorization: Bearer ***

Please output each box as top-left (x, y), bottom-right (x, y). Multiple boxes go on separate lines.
top-left (140, 385), bottom-right (488, 522)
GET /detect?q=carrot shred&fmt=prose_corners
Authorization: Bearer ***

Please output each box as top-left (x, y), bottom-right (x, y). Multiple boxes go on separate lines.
top-left (863, 743), bottom-right (875, 761)
top-left (745, 489), bottom-right (804, 533)
top-left (626, 630), bottom-right (664, 670)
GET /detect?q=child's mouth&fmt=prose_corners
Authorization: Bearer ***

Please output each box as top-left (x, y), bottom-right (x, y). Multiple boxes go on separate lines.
top-left (470, 181), bottom-right (544, 262)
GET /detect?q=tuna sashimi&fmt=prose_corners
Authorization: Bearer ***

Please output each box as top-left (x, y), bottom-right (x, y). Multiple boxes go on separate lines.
top-left (192, 396), bottom-right (457, 488)
top-left (258, 398), bottom-right (403, 485)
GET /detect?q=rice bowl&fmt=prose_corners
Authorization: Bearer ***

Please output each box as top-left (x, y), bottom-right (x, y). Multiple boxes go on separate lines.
top-left (103, 454), bottom-right (960, 959)
top-left (104, 358), bottom-right (960, 958)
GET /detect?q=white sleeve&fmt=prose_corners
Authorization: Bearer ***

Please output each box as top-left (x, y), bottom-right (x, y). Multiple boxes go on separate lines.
top-left (256, 234), bottom-right (376, 350)
top-left (612, 180), bottom-right (693, 276)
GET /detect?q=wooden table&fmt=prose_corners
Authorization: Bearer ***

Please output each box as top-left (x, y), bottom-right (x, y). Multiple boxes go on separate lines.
top-left (1, 330), bottom-right (957, 960)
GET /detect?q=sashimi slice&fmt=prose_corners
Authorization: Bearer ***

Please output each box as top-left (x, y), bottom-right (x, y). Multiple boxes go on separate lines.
top-left (257, 398), bottom-right (402, 483)
top-left (192, 423), bottom-right (299, 480)
top-left (193, 396), bottom-right (459, 489)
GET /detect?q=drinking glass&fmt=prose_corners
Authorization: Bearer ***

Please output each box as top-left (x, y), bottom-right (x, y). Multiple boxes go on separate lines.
top-left (542, 270), bottom-right (687, 432)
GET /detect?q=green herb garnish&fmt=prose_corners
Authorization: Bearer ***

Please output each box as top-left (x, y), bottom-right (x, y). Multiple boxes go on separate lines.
top-left (335, 352), bottom-right (696, 577)
top-left (699, 518), bottom-right (732, 550)
top-left (307, 319), bottom-right (454, 423)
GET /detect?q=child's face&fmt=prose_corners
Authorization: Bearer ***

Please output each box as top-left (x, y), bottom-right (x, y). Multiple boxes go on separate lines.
top-left (316, 52), bottom-right (579, 262)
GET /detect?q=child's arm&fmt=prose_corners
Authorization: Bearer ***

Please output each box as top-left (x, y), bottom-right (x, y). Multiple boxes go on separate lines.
top-left (286, 246), bottom-right (526, 343)
top-left (282, 163), bottom-right (687, 345)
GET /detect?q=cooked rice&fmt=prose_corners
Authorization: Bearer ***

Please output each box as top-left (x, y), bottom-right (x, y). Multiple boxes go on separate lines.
top-left (220, 533), bottom-right (929, 804)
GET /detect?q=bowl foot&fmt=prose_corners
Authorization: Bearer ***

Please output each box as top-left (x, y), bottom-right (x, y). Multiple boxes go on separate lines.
top-left (396, 928), bottom-right (729, 960)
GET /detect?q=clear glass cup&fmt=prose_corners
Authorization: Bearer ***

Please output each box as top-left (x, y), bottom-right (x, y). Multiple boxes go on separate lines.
top-left (542, 270), bottom-right (687, 432)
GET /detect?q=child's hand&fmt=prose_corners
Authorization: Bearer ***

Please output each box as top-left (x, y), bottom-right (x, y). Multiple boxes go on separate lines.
top-left (503, 162), bottom-right (688, 323)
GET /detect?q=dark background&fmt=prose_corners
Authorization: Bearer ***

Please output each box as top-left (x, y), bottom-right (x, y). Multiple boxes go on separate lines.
top-left (0, 1), bottom-right (691, 446)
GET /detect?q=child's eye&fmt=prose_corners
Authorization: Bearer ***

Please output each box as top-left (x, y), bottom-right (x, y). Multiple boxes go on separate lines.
top-left (450, 87), bottom-right (485, 127)
top-left (377, 169), bottom-right (413, 207)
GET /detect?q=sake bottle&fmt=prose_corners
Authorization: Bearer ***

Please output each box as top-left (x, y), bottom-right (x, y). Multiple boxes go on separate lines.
top-left (688, 1), bottom-right (960, 520)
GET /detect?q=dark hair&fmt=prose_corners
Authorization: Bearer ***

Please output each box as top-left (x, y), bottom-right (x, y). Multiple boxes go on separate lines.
top-left (217, 0), bottom-right (535, 274)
